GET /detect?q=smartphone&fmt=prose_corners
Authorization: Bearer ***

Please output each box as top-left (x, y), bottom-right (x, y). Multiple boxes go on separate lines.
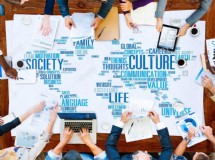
top-left (0, 4), bottom-right (5, 16)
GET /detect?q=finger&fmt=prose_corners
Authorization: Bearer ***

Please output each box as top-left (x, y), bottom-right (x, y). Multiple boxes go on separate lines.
top-left (72, 21), bottom-right (76, 28)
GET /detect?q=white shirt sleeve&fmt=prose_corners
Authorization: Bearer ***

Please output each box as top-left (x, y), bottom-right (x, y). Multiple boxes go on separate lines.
top-left (115, 120), bottom-right (125, 128)
top-left (47, 150), bottom-right (62, 160)
top-left (0, 50), bottom-right (3, 55)
top-left (155, 122), bottom-right (166, 130)
top-left (94, 151), bottom-right (107, 160)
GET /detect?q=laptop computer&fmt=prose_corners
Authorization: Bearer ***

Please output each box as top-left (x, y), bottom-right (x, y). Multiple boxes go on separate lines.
top-left (58, 113), bottom-right (97, 144)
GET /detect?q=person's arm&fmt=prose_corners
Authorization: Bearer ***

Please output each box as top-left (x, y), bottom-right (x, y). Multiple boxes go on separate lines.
top-left (49, 128), bottom-right (73, 157)
top-left (105, 111), bottom-right (132, 160)
top-left (149, 111), bottom-right (173, 159)
top-left (200, 126), bottom-right (215, 150)
top-left (178, 0), bottom-right (212, 37)
top-left (155, 0), bottom-right (167, 19)
top-left (22, 104), bottom-right (59, 160)
top-left (97, 0), bottom-right (114, 19)
top-left (44, 0), bottom-right (55, 15)
top-left (0, 101), bottom-right (45, 136)
top-left (186, 0), bottom-right (212, 27)
top-left (0, 50), bottom-right (17, 79)
top-left (19, 101), bottom-right (46, 122)
top-left (79, 128), bottom-right (103, 157)
top-left (174, 126), bottom-right (196, 156)
top-left (41, 0), bottom-right (55, 36)
top-left (57, 0), bottom-right (70, 17)
top-left (202, 75), bottom-right (215, 95)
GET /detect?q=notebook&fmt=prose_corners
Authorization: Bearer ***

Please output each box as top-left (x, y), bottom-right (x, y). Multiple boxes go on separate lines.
top-left (195, 68), bottom-right (215, 86)
top-left (131, 2), bottom-right (157, 26)
top-left (94, 7), bottom-right (119, 40)
top-left (16, 69), bottom-right (37, 84)
top-left (58, 113), bottom-right (97, 144)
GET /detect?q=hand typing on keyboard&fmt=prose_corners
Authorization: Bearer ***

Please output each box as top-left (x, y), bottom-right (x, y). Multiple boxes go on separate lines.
top-left (78, 128), bottom-right (93, 144)
top-left (62, 128), bottom-right (74, 144)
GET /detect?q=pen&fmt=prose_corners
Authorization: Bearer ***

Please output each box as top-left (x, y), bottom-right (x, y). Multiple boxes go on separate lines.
top-left (98, 27), bottom-right (106, 38)
top-left (17, 77), bottom-right (24, 80)
top-left (128, 122), bottom-right (134, 134)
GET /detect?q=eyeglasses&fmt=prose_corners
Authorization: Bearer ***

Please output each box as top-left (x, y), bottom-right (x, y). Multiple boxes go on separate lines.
top-left (4, 0), bottom-right (21, 5)
top-left (132, 150), bottom-right (153, 160)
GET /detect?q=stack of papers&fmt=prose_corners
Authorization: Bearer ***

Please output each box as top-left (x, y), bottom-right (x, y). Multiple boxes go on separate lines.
top-left (70, 12), bottom-right (94, 41)
top-left (124, 117), bottom-right (153, 142)
top-left (31, 16), bottom-right (59, 49)
top-left (129, 97), bottom-right (154, 118)
top-left (175, 112), bottom-right (207, 147)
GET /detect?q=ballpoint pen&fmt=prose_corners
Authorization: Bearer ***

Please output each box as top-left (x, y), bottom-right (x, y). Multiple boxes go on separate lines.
top-left (98, 27), bottom-right (106, 38)
top-left (128, 122), bottom-right (134, 134)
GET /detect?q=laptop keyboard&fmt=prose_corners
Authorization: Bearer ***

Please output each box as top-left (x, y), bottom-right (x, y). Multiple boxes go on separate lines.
top-left (65, 122), bottom-right (93, 133)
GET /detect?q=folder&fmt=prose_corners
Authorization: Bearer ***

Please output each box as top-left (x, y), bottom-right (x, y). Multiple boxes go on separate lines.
top-left (94, 7), bottom-right (119, 41)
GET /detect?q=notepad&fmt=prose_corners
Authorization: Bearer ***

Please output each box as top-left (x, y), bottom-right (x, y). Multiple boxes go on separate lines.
top-left (131, 2), bottom-right (157, 26)
top-left (70, 12), bottom-right (94, 41)
top-left (128, 97), bottom-right (154, 118)
top-left (94, 7), bottom-right (119, 40)
top-left (124, 117), bottom-right (153, 142)
top-left (16, 69), bottom-right (37, 84)
top-left (31, 16), bottom-right (59, 49)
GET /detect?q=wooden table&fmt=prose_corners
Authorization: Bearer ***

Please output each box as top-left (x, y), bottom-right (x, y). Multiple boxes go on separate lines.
top-left (0, 0), bottom-right (215, 153)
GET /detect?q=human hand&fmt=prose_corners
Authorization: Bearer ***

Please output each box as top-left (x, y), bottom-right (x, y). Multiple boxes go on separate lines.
top-left (149, 111), bottom-right (160, 124)
top-left (200, 126), bottom-right (213, 139)
top-left (50, 103), bottom-right (59, 122)
top-left (62, 127), bottom-right (73, 143)
top-left (31, 101), bottom-right (46, 113)
top-left (120, 111), bottom-right (132, 123)
top-left (187, 126), bottom-right (196, 140)
top-left (41, 15), bottom-right (51, 36)
top-left (64, 16), bottom-right (76, 30)
top-left (202, 75), bottom-right (214, 90)
top-left (156, 18), bottom-right (163, 32)
top-left (124, 14), bottom-right (136, 29)
top-left (0, 117), bottom-right (4, 125)
top-left (177, 23), bottom-right (190, 37)
top-left (120, 0), bottom-right (132, 12)
top-left (78, 128), bottom-right (92, 144)
top-left (91, 17), bottom-right (102, 29)
top-left (5, 68), bottom-right (18, 79)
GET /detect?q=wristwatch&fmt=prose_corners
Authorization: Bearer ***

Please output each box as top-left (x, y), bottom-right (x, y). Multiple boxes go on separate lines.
top-left (184, 136), bottom-right (191, 143)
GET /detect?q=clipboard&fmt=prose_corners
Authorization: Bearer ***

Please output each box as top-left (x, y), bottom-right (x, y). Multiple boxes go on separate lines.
top-left (94, 7), bottom-right (120, 41)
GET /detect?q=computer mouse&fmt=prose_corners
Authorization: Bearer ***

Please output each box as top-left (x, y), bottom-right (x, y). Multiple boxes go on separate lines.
top-left (101, 122), bottom-right (111, 130)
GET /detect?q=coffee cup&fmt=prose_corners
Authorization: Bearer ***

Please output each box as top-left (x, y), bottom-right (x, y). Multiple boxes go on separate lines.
top-left (190, 26), bottom-right (199, 37)
top-left (177, 59), bottom-right (187, 68)
top-left (173, 102), bottom-right (184, 112)
top-left (16, 60), bottom-right (24, 69)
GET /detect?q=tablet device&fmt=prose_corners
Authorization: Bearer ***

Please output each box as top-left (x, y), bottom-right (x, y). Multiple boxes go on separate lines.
top-left (157, 24), bottom-right (179, 51)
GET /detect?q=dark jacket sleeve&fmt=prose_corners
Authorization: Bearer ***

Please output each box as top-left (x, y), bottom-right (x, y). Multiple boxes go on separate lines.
top-left (44, 0), bottom-right (55, 15)
top-left (105, 125), bottom-right (123, 160)
top-left (98, 0), bottom-right (114, 19)
top-left (0, 117), bottom-right (21, 136)
top-left (132, 0), bottom-right (153, 10)
top-left (157, 128), bottom-right (173, 160)
top-left (57, 0), bottom-right (70, 17)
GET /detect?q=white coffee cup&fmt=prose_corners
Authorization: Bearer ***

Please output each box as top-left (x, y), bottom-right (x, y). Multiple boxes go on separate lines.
top-left (190, 26), bottom-right (199, 37)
